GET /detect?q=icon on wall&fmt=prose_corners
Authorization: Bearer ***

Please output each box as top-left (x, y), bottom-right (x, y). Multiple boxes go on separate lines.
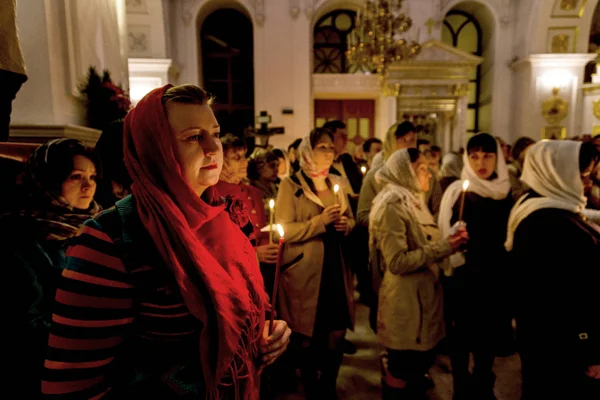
top-left (547, 27), bottom-right (579, 53)
top-left (551, 0), bottom-right (587, 18)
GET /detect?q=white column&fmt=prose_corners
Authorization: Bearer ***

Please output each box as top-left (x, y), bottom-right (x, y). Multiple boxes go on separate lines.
top-left (511, 54), bottom-right (597, 140)
top-left (128, 58), bottom-right (173, 105)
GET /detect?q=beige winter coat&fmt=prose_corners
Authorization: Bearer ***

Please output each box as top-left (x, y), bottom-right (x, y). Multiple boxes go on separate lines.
top-left (369, 150), bottom-right (453, 351)
top-left (275, 172), bottom-right (356, 337)
top-left (0, 0), bottom-right (27, 76)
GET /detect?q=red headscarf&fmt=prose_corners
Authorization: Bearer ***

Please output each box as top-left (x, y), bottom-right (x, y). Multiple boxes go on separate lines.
top-left (123, 85), bottom-right (268, 398)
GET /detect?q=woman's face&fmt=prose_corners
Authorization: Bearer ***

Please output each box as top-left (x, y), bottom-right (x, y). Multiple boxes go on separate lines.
top-left (468, 151), bottom-right (497, 180)
top-left (581, 159), bottom-right (597, 194)
top-left (277, 157), bottom-right (287, 176)
top-left (61, 155), bottom-right (97, 210)
top-left (222, 148), bottom-right (248, 183)
top-left (166, 102), bottom-right (222, 196)
top-left (412, 155), bottom-right (432, 193)
top-left (313, 134), bottom-right (336, 171)
top-left (258, 159), bottom-right (280, 182)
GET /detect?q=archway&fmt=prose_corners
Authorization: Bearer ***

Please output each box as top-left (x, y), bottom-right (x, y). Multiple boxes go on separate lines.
top-left (442, 1), bottom-right (495, 135)
top-left (313, 9), bottom-right (357, 73)
top-left (200, 8), bottom-right (254, 137)
top-left (584, 1), bottom-right (600, 83)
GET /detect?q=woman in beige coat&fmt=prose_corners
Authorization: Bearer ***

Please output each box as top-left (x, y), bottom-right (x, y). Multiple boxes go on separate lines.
top-left (370, 148), bottom-right (468, 399)
top-left (275, 127), bottom-right (355, 399)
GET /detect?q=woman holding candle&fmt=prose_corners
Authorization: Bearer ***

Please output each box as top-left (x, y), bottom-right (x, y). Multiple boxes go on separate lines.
top-left (438, 133), bottom-right (513, 400)
top-left (275, 127), bottom-right (355, 399)
top-left (369, 148), bottom-right (468, 400)
top-left (41, 85), bottom-right (291, 399)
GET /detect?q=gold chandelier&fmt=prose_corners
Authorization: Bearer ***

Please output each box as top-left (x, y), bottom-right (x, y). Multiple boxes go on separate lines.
top-left (346, 0), bottom-right (421, 75)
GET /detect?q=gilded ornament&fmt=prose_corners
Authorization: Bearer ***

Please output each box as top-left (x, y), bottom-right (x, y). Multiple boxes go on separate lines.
top-left (593, 99), bottom-right (600, 119)
top-left (560, 0), bottom-right (579, 10)
top-left (551, 34), bottom-right (570, 53)
top-left (542, 88), bottom-right (569, 125)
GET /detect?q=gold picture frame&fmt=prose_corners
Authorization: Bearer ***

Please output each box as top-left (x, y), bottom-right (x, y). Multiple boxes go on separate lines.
top-left (547, 27), bottom-right (579, 53)
top-left (551, 0), bottom-right (587, 18)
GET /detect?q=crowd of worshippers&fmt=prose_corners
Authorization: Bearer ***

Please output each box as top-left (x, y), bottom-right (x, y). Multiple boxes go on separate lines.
top-left (2, 84), bottom-right (599, 400)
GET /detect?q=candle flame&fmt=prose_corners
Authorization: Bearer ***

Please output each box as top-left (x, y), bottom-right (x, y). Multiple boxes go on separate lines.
top-left (277, 224), bottom-right (285, 238)
top-left (462, 180), bottom-right (470, 191)
top-left (269, 199), bottom-right (275, 209)
top-left (361, 166), bottom-right (367, 174)
top-left (333, 184), bottom-right (340, 194)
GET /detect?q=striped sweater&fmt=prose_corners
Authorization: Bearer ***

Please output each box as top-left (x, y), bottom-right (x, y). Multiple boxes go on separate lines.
top-left (42, 196), bottom-right (212, 399)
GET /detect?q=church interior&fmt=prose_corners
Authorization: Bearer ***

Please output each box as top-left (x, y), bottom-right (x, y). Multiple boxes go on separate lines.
top-left (1, 0), bottom-right (599, 399)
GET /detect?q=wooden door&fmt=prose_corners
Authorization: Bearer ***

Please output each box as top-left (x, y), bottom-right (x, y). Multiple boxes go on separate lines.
top-left (314, 99), bottom-right (375, 156)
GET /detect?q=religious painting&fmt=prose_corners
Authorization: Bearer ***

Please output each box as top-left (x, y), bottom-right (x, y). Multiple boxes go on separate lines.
top-left (551, 0), bottom-right (587, 18)
top-left (547, 27), bottom-right (578, 53)
top-left (125, 0), bottom-right (148, 14)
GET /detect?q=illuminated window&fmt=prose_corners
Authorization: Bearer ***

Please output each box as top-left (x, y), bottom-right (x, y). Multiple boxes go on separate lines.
top-left (442, 11), bottom-right (482, 133)
top-left (313, 10), bottom-right (357, 73)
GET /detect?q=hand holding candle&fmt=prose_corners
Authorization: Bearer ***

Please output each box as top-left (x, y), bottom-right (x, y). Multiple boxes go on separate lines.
top-left (361, 166), bottom-right (367, 175)
top-left (269, 199), bottom-right (275, 244)
top-left (269, 224), bottom-right (285, 335)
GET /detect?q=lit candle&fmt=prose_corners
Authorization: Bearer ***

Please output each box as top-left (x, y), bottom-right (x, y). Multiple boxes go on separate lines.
top-left (458, 180), bottom-right (470, 222)
top-left (361, 166), bottom-right (367, 175)
top-left (269, 224), bottom-right (285, 336)
top-left (269, 199), bottom-right (275, 244)
top-left (333, 184), bottom-right (340, 205)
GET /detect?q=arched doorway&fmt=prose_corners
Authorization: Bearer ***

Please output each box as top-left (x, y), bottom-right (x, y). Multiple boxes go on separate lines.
top-left (200, 8), bottom-right (254, 137)
top-left (442, 2), bottom-right (495, 135)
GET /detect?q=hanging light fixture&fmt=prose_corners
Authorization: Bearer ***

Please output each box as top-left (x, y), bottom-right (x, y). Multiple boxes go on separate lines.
top-left (346, 0), bottom-right (421, 76)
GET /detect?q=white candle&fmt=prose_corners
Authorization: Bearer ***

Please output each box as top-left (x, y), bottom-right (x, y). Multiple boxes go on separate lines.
top-left (269, 199), bottom-right (275, 244)
top-left (458, 180), bottom-right (470, 222)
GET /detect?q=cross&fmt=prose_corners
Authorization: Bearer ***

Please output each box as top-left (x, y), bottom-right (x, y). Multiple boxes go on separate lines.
top-left (425, 18), bottom-right (437, 35)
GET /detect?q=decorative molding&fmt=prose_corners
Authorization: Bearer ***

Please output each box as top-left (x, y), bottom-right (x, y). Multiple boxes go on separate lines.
top-left (9, 125), bottom-right (102, 147)
top-left (551, 0), bottom-right (587, 18)
top-left (547, 26), bottom-right (579, 53)
top-left (249, 0), bottom-right (265, 26)
top-left (125, 0), bottom-right (148, 14)
top-left (582, 82), bottom-right (600, 95)
top-left (128, 25), bottom-right (152, 56)
top-left (181, 0), bottom-right (197, 27)
top-left (312, 73), bottom-right (381, 97)
top-left (290, 0), bottom-right (301, 18)
top-left (305, 0), bottom-right (319, 19)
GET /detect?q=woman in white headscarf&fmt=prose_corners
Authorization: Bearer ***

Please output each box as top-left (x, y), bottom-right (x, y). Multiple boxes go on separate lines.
top-left (439, 152), bottom-right (464, 193)
top-left (438, 133), bottom-right (514, 400)
top-left (370, 148), bottom-right (468, 399)
top-left (506, 140), bottom-right (600, 400)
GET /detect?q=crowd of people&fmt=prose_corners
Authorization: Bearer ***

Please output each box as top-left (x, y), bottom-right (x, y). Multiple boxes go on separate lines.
top-left (2, 84), bottom-right (600, 400)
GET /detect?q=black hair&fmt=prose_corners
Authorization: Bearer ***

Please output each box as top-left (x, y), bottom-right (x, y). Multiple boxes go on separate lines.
top-left (363, 137), bottom-right (382, 153)
top-left (580, 141), bottom-right (599, 172)
top-left (408, 147), bottom-right (421, 163)
top-left (417, 139), bottom-right (431, 148)
top-left (309, 127), bottom-right (334, 149)
top-left (394, 121), bottom-right (416, 139)
top-left (220, 133), bottom-right (247, 153)
top-left (288, 138), bottom-right (302, 152)
top-left (511, 137), bottom-right (536, 161)
top-left (431, 145), bottom-right (442, 154)
top-left (467, 133), bottom-right (498, 154)
top-left (272, 149), bottom-right (287, 159)
top-left (95, 119), bottom-right (130, 208)
top-left (322, 120), bottom-right (346, 132)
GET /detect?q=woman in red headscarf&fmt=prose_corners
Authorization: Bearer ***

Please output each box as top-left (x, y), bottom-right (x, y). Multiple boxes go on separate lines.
top-left (41, 85), bottom-right (291, 399)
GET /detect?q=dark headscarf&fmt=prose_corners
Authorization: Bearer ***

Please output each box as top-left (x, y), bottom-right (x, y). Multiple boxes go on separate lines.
top-left (20, 139), bottom-right (100, 241)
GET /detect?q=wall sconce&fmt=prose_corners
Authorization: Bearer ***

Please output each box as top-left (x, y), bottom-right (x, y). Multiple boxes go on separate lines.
top-left (540, 70), bottom-right (571, 139)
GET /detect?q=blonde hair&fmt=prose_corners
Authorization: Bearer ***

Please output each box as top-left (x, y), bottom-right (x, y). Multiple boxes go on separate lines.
top-left (161, 84), bottom-right (214, 106)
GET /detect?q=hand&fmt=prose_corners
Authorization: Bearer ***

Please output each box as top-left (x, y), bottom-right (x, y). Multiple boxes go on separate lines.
top-left (256, 244), bottom-right (279, 264)
top-left (586, 365), bottom-right (600, 379)
top-left (260, 320), bottom-right (292, 366)
top-left (334, 216), bottom-right (349, 232)
top-left (320, 204), bottom-right (341, 225)
top-left (447, 227), bottom-right (469, 252)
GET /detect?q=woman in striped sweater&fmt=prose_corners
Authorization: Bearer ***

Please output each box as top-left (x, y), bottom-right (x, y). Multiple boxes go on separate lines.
top-left (41, 85), bottom-right (291, 399)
